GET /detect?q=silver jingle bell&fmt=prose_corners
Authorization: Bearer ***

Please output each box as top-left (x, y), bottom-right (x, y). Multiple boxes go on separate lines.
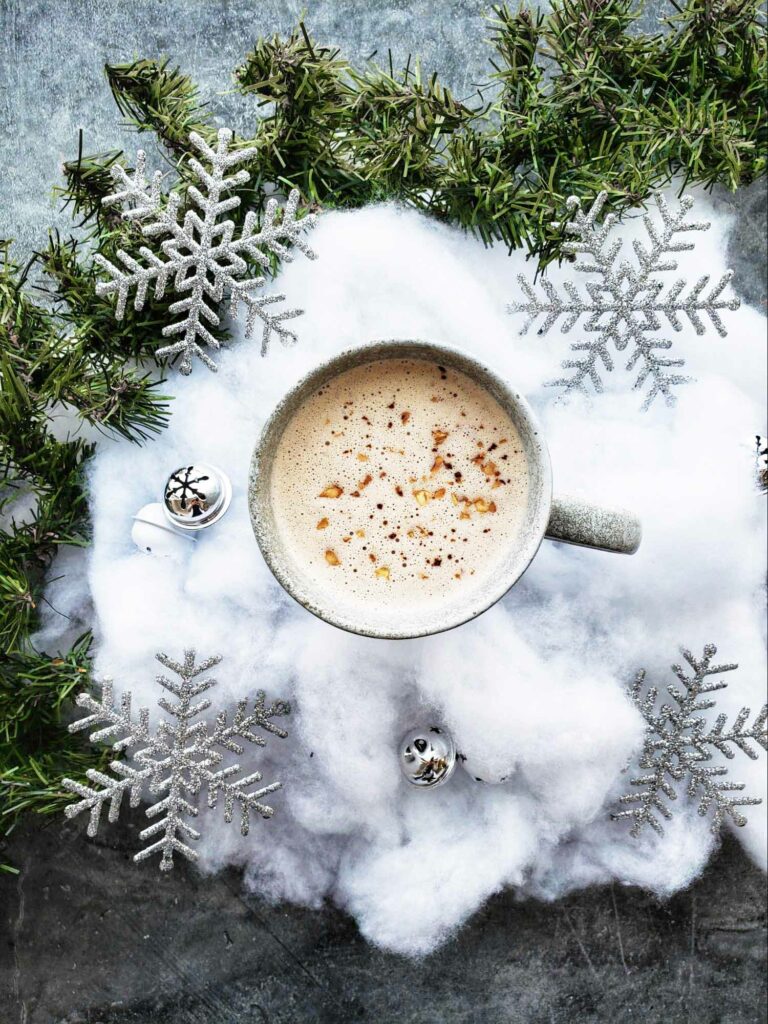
top-left (163, 463), bottom-right (232, 531)
top-left (399, 725), bottom-right (457, 788)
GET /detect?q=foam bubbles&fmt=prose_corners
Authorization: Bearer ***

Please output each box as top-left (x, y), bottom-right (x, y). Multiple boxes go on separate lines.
top-left (269, 357), bottom-right (528, 610)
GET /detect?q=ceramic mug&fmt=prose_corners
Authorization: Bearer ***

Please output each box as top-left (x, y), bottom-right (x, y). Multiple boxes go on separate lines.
top-left (248, 340), bottom-right (641, 638)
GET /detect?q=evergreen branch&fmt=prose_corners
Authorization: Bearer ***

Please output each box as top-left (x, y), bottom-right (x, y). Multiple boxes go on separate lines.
top-left (56, 129), bottom-right (126, 230)
top-left (237, 6), bottom-right (765, 262)
top-left (0, 637), bottom-right (120, 869)
top-left (39, 234), bottom-right (172, 362)
top-left (105, 58), bottom-right (213, 155)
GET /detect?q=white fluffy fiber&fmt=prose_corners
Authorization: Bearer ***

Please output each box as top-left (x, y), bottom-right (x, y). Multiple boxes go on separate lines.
top-left (37, 191), bottom-right (767, 957)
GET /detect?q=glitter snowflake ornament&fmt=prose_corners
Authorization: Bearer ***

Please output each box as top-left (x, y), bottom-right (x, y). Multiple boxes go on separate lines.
top-left (508, 192), bottom-right (740, 408)
top-left (63, 651), bottom-right (291, 871)
top-left (94, 128), bottom-right (317, 374)
top-left (613, 645), bottom-right (767, 837)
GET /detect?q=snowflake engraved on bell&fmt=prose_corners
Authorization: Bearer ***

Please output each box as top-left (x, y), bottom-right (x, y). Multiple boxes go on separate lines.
top-left (399, 725), bottom-right (457, 788)
top-left (163, 463), bottom-right (232, 531)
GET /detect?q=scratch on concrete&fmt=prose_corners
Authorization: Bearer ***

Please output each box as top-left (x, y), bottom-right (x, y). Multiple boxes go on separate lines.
top-left (12, 862), bottom-right (28, 1024)
top-left (563, 908), bottom-right (604, 991)
top-left (610, 883), bottom-right (630, 976)
top-left (687, 892), bottom-right (697, 1024)
top-left (224, 876), bottom-right (328, 993)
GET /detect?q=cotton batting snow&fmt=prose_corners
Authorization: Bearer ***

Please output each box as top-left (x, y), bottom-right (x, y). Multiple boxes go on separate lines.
top-left (36, 192), bottom-right (767, 957)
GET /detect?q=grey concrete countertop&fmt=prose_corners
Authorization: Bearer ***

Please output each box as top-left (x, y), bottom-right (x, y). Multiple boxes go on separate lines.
top-left (1, 3), bottom-right (766, 1022)
top-left (1, 815), bottom-right (766, 1024)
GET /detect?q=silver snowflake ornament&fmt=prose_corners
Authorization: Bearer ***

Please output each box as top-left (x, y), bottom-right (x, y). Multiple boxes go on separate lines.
top-left (63, 650), bottom-right (291, 871)
top-left (508, 192), bottom-right (740, 409)
top-left (94, 128), bottom-right (317, 374)
top-left (613, 644), bottom-right (767, 837)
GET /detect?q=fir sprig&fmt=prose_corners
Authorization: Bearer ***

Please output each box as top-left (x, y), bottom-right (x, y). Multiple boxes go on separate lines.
top-left (105, 58), bottom-right (212, 155)
top-left (229, 1), bottom-right (766, 259)
top-left (0, 636), bottom-right (120, 872)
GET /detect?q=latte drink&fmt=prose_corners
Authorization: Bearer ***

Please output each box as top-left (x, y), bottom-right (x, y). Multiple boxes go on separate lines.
top-left (269, 358), bottom-right (529, 612)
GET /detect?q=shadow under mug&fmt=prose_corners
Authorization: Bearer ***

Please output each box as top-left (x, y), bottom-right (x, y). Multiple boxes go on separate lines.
top-left (248, 339), bottom-right (641, 639)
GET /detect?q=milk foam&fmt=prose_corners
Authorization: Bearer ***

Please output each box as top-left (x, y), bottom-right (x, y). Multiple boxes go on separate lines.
top-left (269, 358), bottom-right (529, 610)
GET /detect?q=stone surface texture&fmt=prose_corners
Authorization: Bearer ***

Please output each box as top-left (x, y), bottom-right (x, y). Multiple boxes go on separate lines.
top-left (1, 815), bottom-right (766, 1024)
top-left (0, 2), bottom-right (766, 1022)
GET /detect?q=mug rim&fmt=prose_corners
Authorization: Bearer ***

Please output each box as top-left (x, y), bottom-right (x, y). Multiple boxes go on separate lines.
top-left (248, 339), bottom-right (553, 638)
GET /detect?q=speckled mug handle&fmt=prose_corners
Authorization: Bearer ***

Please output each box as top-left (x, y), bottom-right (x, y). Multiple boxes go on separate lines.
top-left (545, 494), bottom-right (642, 555)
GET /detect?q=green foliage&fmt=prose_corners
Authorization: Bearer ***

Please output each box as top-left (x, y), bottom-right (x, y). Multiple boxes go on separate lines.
top-left (1, 0), bottom-right (765, 862)
top-left (0, 635), bottom-right (119, 871)
top-left (228, 0), bottom-right (766, 257)
top-left (0, 237), bottom-right (163, 862)
top-left (105, 57), bottom-right (212, 154)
